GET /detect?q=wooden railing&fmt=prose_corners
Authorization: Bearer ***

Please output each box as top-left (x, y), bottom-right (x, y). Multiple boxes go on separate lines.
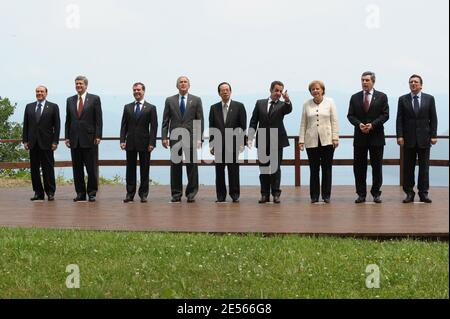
top-left (1, 136), bottom-right (449, 186)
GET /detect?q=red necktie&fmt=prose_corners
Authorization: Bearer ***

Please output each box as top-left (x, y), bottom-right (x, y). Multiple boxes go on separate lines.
top-left (363, 92), bottom-right (370, 112)
top-left (77, 96), bottom-right (84, 117)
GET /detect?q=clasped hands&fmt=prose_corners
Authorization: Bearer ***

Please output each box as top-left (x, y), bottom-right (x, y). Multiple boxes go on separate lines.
top-left (359, 123), bottom-right (373, 134)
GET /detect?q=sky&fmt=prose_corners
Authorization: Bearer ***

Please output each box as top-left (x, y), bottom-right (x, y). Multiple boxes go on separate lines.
top-left (0, 0), bottom-right (448, 100)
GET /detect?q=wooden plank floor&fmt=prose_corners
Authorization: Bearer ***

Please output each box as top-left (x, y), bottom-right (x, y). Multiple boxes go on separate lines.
top-left (0, 185), bottom-right (448, 238)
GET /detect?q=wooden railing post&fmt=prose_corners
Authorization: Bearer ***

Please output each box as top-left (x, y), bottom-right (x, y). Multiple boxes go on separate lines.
top-left (294, 136), bottom-right (301, 187)
top-left (399, 144), bottom-right (404, 187)
top-left (95, 144), bottom-right (100, 188)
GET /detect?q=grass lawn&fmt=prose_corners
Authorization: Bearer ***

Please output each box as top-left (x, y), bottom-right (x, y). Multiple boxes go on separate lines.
top-left (0, 227), bottom-right (447, 298)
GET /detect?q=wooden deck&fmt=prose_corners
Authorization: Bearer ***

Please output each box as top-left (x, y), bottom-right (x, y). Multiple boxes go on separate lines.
top-left (0, 185), bottom-right (448, 238)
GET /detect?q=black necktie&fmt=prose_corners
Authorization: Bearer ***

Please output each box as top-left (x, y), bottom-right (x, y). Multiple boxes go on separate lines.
top-left (268, 100), bottom-right (275, 117)
top-left (36, 103), bottom-right (42, 122)
top-left (413, 95), bottom-right (419, 116)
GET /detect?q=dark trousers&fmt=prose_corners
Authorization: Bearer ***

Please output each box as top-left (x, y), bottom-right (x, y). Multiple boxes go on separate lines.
top-left (403, 146), bottom-right (430, 197)
top-left (71, 147), bottom-right (98, 197)
top-left (306, 143), bottom-right (334, 200)
top-left (215, 161), bottom-right (240, 200)
top-left (126, 150), bottom-right (150, 199)
top-left (29, 145), bottom-right (55, 196)
top-left (170, 145), bottom-right (198, 200)
top-left (258, 147), bottom-right (283, 197)
top-left (353, 145), bottom-right (384, 197)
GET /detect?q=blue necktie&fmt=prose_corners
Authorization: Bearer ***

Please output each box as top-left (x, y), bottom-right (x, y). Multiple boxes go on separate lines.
top-left (180, 96), bottom-right (186, 118)
top-left (36, 103), bottom-right (42, 122)
top-left (134, 102), bottom-right (141, 119)
top-left (413, 95), bottom-right (419, 116)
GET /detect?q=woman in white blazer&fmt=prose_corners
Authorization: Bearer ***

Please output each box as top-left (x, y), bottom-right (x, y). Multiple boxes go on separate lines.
top-left (299, 81), bottom-right (339, 203)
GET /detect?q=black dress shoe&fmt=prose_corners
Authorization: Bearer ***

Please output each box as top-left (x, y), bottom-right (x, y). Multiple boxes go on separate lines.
top-left (258, 196), bottom-right (269, 204)
top-left (187, 198), bottom-right (195, 203)
top-left (140, 197), bottom-right (147, 203)
top-left (215, 198), bottom-right (226, 203)
top-left (311, 198), bottom-right (319, 203)
top-left (170, 198), bottom-right (181, 202)
top-left (47, 194), bottom-right (55, 201)
top-left (355, 196), bottom-right (366, 203)
top-left (73, 195), bottom-right (86, 202)
top-left (30, 194), bottom-right (44, 201)
top-left (123, 197), bottom-right (134, 203)
top-left (419, 196), bottom-right (432, 203)
top-left (403, 194), bottom-right (415, 203)
top-left (273, 196), bottom-right (280, 204)
top-left (88, 196), bottom-right (96, 202)
top-left (323, 198), bottom-right (330, 203)
top-left (232, 198), bottom-right (239, 203)
top-left (373, 195), bottom-right (382, 203)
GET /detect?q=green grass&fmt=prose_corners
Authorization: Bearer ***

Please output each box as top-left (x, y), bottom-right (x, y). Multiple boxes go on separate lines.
top-left (0, 227), bottom-right (447, 298)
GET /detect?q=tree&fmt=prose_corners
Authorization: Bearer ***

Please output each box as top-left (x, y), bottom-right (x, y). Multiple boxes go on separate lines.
top-left (0, 96), bottom-right (28, 175)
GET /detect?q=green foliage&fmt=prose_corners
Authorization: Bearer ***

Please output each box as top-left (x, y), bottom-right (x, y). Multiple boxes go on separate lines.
top-left (0, 97), bottom-right (28, 174)
top-left (0, 229), bottom-right (447, 298)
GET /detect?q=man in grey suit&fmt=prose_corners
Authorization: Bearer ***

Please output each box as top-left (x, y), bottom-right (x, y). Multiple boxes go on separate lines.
top-left (65, 75), bottom-right (103, 202)
top-left (396, 74), bottom-right (438, 203)
top-left (162, 76), bottom-right (204, 202)
top-left (120, 82), bottom-right (158, 203)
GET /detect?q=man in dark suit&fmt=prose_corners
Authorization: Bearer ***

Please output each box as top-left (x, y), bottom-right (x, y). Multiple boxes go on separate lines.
top-left (347, 71), bottom-right (389, 204)
top-left (396, 74), bottom-right (438, 203)
top-left (248, 81), bottom-right (292, 204)
top-left (162, 76), bottom-right (204, 203)
top-left (209, 82), bottom-right (247, 203)
top-left (120, 82), bottom-right (158, 203)
top-left (22, 85), bottom-right (60, 201)
top-left (65, 75), bottom-right (103, 202)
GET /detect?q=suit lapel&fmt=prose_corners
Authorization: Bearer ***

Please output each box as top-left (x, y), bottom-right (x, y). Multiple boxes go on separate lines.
top-left (368, 90), bottom-right (378, 111)
top-left (217, 103), bottom-right (225, 126)
top-left (263, 99), bottom-right (270, 120)
top-left (405, 94), bottom-right (415, 117)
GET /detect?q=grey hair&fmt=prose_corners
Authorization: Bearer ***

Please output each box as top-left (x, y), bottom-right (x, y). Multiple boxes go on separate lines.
top-left (75, 75), bottom-right (88, 86)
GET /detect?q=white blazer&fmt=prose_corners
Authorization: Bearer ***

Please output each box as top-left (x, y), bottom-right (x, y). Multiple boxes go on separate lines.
top-left (299, 97), bottom-right (339, 148)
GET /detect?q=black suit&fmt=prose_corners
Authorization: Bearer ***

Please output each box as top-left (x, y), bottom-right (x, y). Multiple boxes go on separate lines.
top-left (162, 94), bottom-right (204, 200)
top-left (347, 90), bottom-right (389, 197)
top-left (396, 92), bottom-right (438, 197)
top-left (249, 99), bottom-right (292, 197)
top-left (120, 101), bottom-right (158, 199)
top-left (65, 93), bottom-right (103, 197)
top-left (209, 100), bottom-right (247, 201)
top-left (22, 101), bottom-right (60, 197)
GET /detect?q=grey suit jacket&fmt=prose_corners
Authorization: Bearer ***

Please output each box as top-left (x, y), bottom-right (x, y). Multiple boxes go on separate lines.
top-left (161, 94), bottom-right (204, 146)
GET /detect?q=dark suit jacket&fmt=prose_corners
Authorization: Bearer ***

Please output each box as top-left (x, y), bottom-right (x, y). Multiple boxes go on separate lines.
top-left (209, 100), bottom-right (247, 155)
top-left (22, 101), bottom-right (60, 150)
top-left (248, 99), bottom-right (292, 149)
top-left (65, 93), bottom-right (103, 148)
top-left (396, 92), bottom-right (438, 149)
top-left (347, 90), bottom-right (389, 147)
top-left (162, 94), bottom-right (204, 146)
top-left (120, 101), bottom-right (158, 151)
